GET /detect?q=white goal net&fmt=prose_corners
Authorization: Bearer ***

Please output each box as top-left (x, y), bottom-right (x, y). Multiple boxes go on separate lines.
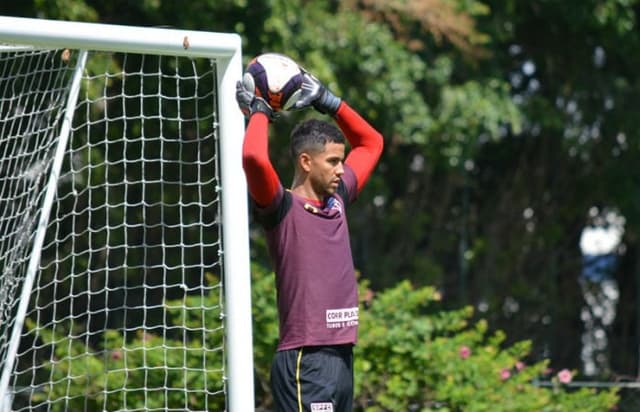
top-left (0, 17), bottom-right (253, 412)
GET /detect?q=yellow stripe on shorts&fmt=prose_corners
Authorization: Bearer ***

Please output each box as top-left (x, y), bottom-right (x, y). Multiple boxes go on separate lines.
top-left (296, 348), bottom-right (304, 412)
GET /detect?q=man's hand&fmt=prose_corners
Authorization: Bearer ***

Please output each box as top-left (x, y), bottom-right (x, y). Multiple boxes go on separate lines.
top-left (235, 80), bottom-right (276, 120)
top-left (291, 70), bottom-right (341, 116)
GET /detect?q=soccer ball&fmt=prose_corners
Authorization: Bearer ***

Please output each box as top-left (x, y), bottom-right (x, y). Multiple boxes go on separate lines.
top-left (243, 53), bottom-right (303, 112)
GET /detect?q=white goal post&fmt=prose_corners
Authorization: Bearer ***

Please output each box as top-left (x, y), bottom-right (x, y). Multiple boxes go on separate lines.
top-left (0, 16), bottom-right (254, 411)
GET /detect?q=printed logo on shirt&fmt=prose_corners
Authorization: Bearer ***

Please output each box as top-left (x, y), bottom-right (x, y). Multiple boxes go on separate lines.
top-left (326, 307), bottom-right (359, 329)
top-left (325, 196), bottom-right (343, 215)
top-left (311, 402), bottom-right (334, 412)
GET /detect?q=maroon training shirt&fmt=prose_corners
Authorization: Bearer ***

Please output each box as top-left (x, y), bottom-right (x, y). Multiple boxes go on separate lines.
top-left (255, 166), bottom-right (359, 350)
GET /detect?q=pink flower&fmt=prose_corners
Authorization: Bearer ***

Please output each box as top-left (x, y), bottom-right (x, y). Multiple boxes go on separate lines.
top-left (500, 368), bottom-right (511, 381)
top-left (459, 346), bottom-right (471, 359)
top-left (515, 361), bottom-right (525, 371)
top-left (557, 369), bottom-right (573, 384)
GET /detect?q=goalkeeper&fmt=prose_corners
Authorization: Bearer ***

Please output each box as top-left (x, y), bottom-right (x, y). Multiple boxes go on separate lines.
top-left (237, 65), bottom-right (384, 412)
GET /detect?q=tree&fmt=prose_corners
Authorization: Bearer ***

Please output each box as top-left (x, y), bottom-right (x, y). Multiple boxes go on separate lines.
top-left (4, 0), bottom-right (640, 397)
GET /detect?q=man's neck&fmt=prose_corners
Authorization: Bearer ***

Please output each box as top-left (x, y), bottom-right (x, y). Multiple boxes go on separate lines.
top-left (291, 184), bottom-right (323, 203)
top-left (290, 173), bottom-right (326, 203)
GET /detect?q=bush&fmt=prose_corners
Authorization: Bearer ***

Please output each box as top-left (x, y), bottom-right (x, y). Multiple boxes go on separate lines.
top-left (354, 279), bottom-right (618, 411)
top-left (27, 273), bottom-right (226, 411)
top-left (28, 268), bottom-right (618, 411)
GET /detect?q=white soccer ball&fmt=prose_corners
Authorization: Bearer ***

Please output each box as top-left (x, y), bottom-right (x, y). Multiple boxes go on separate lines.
top-left (243, 53), bottom-right (303, 111)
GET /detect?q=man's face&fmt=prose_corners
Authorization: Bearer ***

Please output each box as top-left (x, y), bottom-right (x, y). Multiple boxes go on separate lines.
top-left (306, 142), bottom-right (345, 197)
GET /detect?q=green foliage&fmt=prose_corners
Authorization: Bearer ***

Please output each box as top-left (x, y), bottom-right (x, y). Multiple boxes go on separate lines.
top-left (353, 279), bottom-right (618, 411)
top-left (27, 274), bottom-right (225, 411)
top-left (250, 263), bottom-right (280, 403)
top-left (249, 268), bottom-right (618, 411)
top-left (435, 78), bottom-right (522, 164)
top-left (252, 0), bottom-right (521, 156)
top-left (33, 0), bottom-right (98, 21)
top-left (29, 268), bottom-right (619, 410)
top-left (4, 0), bottom-right (640, 406)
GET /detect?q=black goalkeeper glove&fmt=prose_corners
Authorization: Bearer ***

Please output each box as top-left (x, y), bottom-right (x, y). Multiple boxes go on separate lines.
top-left (292, 69), bottom-right (342, 116)
top-left (235, 80), bottom-right (276, 121)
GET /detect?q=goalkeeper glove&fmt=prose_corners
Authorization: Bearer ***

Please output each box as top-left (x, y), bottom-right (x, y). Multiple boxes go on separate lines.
top-left (292, 70), bottom-right (342, 116)
top-left (235, 80), bottom-right (276, 120)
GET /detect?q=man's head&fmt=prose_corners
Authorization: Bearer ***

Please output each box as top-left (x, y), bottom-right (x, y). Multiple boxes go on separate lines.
top-left (290, 119), bottom-right (346, 197)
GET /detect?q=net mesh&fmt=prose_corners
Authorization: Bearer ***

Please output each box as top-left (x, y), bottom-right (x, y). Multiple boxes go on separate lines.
top-left (0, 48), bottom-right (226, 411)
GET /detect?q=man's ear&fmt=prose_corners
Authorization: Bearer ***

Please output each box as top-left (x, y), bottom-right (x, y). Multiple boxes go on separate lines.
top-left (299, 152), bottom-right (312, 173)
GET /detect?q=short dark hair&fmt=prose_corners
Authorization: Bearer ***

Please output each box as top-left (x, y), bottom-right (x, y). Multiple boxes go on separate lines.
top-left (289, 119), bottom-right (345, 160)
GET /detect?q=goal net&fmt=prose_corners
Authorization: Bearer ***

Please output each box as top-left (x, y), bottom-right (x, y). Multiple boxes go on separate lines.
top-left (0, 17), bottom-right (253, 412)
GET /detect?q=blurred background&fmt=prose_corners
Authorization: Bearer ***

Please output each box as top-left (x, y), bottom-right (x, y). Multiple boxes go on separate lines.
top-left (2, 0), bottom-right (639, 407)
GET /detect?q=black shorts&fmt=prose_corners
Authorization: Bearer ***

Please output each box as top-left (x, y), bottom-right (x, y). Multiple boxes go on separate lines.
top-left (270, 344), bottom-right (354, 412)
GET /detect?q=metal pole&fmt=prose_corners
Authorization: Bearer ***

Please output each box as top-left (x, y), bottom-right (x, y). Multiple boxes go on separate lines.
top-left (637, 244), bottom-right (640, 378)
top-left (217, 44), bottom-right (256, 411)
top-left (0, 16), bottom-right (239, 59)
top-left (0, 49), bottom-right (88, 408)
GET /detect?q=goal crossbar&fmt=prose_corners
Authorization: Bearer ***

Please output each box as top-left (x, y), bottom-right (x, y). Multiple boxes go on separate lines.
top-left (0, 16), bottom-right (240, 58)
top-left (0, 15), bottom-right (253, 412)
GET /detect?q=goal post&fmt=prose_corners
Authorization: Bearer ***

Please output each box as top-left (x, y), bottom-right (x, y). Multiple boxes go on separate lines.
top-left (0, 16), bottom-right (254, 411)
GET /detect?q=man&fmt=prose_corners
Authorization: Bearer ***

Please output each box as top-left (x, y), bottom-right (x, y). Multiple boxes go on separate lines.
top-left (237, 66), bottom-right (383, 411)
